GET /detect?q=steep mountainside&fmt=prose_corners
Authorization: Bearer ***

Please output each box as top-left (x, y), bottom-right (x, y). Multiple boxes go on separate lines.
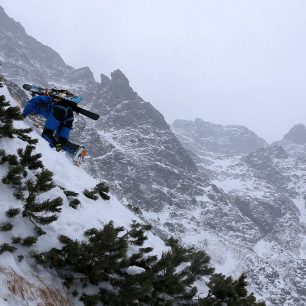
top-left (0, 6), bottom-right (96, 90)
top-left (1, 5), bottom-right (304, 304)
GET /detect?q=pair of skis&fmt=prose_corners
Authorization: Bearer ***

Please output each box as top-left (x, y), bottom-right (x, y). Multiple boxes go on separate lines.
top-left (22, 84), bottom-right (99, 120)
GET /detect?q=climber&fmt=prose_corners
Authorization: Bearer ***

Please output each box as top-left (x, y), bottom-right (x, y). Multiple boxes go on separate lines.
top-left (22, 94), bottom-right (74, 151)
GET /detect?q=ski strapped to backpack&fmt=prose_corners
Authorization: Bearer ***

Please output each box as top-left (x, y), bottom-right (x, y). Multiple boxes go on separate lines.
top-left (22, 84), bottom-right (100, 120)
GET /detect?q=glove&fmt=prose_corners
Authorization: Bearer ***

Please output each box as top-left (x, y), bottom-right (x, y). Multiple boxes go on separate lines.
top-left (55, 143), bottom-right (62, 152)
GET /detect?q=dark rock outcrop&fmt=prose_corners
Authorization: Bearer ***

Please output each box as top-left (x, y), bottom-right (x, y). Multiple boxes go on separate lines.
top-left (100, 73), bottom-right (110, 88)
top-left (110, 69), bottom-right (137, 99)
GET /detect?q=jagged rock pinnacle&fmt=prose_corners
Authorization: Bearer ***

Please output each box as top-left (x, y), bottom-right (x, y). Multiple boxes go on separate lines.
top-left (110, 69), bottom-right (136, 99)
top-left (100, 73), bottom-right (110, 88)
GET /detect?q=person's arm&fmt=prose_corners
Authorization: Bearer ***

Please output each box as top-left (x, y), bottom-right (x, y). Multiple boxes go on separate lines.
top-left (22, 95), bottom-right (50, 117)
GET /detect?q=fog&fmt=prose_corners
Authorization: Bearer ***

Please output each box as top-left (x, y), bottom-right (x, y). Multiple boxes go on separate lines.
top-left (1, 0), bottom-right (306, 142)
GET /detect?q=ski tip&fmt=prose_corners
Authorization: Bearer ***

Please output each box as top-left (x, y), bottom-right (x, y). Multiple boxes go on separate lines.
top-left (22, 84), bottom-right (31, 91)
top-left (74, 96), bottom-right (83, 103)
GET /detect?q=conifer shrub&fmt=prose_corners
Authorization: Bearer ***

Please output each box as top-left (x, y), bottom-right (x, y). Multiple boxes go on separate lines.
top-left (2, 165), bottom-right (24, 186)
top-left (1, 153), bottom-right (19, 165)
top-left (60, 187), bottom-right (81, 209)
top-left (5, 208), bottom-right (21, 218)
top-left (0, 222), bottom-right (13, 232)
top-left (0, 81), bottom-right (36, 144)
top-left (11, 236), bottom-right (22, 244)
top-left (33, 221), bottom-right (216, 305)
top-left (198, 273), bottom-right (266, 306)
top-left (83, 182), bottom-right (110, 201)
top-left (83, 189), bottom-right (99, 200)
top-left (0, 243), bottom-right (16, 254)
top-left (34, 226), bottom-right (46, 237)
top-left (17, 145), bottom-right (43, 170)
top-left (94, 182), bottom-right (110, 200)
top-left (22, 170), bottom-right (63, 226)
top-left (69, 198), bottom-right (81, 209)
top-left (33, 218), bottom-right (266, 305)
top-left (63, 189), bottom-right (79, 197)
top-left (21, 236), bottom-right (38, 247)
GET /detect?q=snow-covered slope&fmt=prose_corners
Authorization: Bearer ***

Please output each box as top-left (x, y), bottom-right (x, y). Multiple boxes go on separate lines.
top-left (0, 82), bottom-right (166, 305)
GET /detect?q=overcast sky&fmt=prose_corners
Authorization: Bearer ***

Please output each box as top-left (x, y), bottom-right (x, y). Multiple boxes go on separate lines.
top-left (1, 0), bottom-right (306, 142)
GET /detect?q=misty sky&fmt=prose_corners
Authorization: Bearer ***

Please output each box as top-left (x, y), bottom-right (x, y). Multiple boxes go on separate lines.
top-left (1, 0), bottom-right (306, 142)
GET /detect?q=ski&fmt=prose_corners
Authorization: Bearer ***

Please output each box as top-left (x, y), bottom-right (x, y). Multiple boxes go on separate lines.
top-left (74, 106), bottom-right (100, 120)
top-left (22, 84), bottom-right (100, 120)
top-left (23, 84), bottom-right (82, 104)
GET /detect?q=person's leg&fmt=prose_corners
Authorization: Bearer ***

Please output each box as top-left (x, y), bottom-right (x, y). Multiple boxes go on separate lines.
top-left (52, 118), bottom-right (86, 163)
top-left (42, 114), bottom-right (60, 147)
top-left (58, 124), bottom-right (75, 155)
top-left (56, 106), bottom-right (74, 153)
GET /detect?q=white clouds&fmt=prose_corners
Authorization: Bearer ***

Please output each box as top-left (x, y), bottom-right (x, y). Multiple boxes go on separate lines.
top-left (1, 0), bottom-right (306, 142)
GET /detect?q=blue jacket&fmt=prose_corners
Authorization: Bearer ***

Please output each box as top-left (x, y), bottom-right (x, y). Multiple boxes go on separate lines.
top-left (22, 95), bottom-right (52, 118)
top-left (23, 95), bottom-right (74, 142)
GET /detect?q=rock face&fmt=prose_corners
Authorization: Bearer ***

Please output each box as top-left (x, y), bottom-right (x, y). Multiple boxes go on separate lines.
top-left (100, 73), bottom-right (110, 88)
top-left (2, 5), bottom-right (306, 304)
top-left (172, 118), bottom-right (267, 156)
top-left (0, 7), bottom-right (69, 85)
top-left (110, 69), bottom-right (137, 100)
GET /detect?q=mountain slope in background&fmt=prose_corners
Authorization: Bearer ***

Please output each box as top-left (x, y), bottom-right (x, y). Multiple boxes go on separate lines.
top-left (172, 118), bottom-right (267, 156)
top-left (1, 5), bottom-right (305, 304)
top-left (171, 119), bottom-right (306, 305)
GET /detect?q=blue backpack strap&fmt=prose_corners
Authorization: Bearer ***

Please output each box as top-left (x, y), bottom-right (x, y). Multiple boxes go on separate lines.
top-left (52, 104), bottom-right (69, 116)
